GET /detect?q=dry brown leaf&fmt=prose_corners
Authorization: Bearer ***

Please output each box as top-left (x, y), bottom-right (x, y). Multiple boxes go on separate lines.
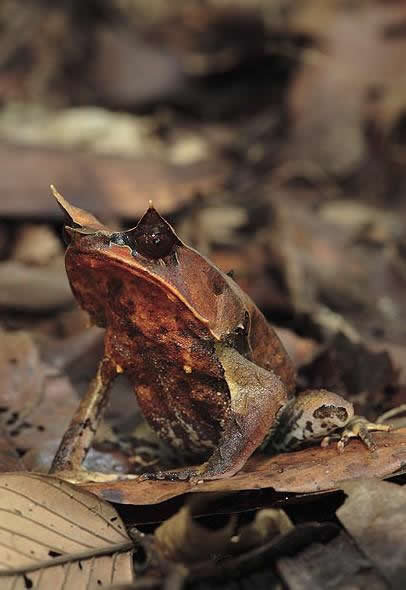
top-left (269, 198), bottom-right (406, 346)
top-left (0, 259), bottom-right (72, 310)
top-left (0, 330), bottom-right (78, 470)
top-left (276, 530), bottom-right (384, 589)
top-left (286, 1), bottom-right (406, 175)
top-left (233, 509), bottom-right (293, 555)
top-left (337, 478), bottom-right (406, 589)
top-left (12, 224), bottom-right (63, 266)
top-left (154, 499), bottom-right (293, 571)
top-left (155, 504), bottom-right (236, 564)
top-left (274, 327), bottom-right (319, 370)
top-left (81, 428), bottom-right (406, 505)
top-left (0, 473), bottom-right (133, 589)
top-left (0, 143), bottom-right (227, 219)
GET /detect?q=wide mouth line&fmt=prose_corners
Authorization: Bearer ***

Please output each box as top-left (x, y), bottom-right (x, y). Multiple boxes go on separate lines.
top-left (69, 246), bottom-right (213, 331)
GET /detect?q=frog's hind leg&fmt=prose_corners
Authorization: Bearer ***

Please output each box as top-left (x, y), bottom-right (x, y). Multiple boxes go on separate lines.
top-left (141, 344), bottom-right (290, 482)
top-left (191, 344), bottom-right (290, 481)
top-left (263, 388), bottom-right (391, 454)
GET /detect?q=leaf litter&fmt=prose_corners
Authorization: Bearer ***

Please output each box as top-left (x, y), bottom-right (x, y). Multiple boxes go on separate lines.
top-left (1, 1), bottom-right (406, 588)
top-left (0, 473), bottom-right (133, 588)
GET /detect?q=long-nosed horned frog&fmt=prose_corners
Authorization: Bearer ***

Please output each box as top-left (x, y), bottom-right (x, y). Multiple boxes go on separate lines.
top-left (50, 187), bottom-right (390, 482)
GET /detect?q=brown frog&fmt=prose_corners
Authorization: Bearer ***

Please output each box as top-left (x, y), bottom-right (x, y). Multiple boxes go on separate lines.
top-left (50, 187), bottom-right (390, 481)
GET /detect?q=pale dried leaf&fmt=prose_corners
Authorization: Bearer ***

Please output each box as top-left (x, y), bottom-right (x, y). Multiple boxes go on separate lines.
top-left (0, 259), bottom-right (72, 310)
top-left (0, 473), bottom-right (133, 589)
top-left (12, 224), bottom-right (63, 266)
top-left (337, 479), bottom-right (406, 589)
top-left (155, 504), bottom-right (236, 564)
top-left (287, 2), bottom-right (406, 175)
top-left (235, 509), bottom-right (293, 553)
top-left (0, 143), bottom-right (227, 218)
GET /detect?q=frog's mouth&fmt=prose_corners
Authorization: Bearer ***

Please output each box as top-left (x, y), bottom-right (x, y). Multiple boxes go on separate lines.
top-left (98, 246), bottom-right (213, 331)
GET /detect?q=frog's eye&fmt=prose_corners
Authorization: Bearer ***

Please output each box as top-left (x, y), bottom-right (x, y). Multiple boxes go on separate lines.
top-left (134, 224), bottom-right (176, 259)
top-left (111, 206), bottom-right (179, 259)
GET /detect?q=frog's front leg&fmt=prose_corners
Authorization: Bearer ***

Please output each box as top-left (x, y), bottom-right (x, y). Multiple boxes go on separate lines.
top-left (50, 357), bottom-right (117, 474)
top-left (262, 389), bottom-right (391, 454)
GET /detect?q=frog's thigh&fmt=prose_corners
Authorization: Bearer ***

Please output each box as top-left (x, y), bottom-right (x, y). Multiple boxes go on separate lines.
top-left (198, 345), bottom-right (289, 480)
top-left (265, 389), bottom-right (355, 452)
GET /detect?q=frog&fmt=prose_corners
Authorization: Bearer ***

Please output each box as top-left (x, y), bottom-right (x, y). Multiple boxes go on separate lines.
top-left (50, 186), bottom-right (390, 482)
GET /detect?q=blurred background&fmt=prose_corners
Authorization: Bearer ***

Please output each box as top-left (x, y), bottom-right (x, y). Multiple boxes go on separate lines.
top-left (1, 0), bottom-right (406, 441)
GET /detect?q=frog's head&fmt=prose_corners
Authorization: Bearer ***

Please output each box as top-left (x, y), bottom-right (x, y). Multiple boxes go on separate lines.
top-left (52, 186), bottom-right (249, 339)
top-left (52, 184), bottom-right (180, 261)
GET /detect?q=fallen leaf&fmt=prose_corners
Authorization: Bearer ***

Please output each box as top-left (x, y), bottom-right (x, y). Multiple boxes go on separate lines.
top-left (275, 327), bottom-right (319, 370)
top-left (81, 428), bottom-right (406, 504)
top-left (152, 497), bottom-right (330, 585)
top-left (0, 330), bottom-right (78, 468)
top-left (12, 224), bottom-right (63, 266)
top-left (337, 478), bottom-right (406, 589)
top-left (0, 143), bottom-right (228, 219)
top-left (188, 522), bottom-right (338, 584)
top-left (276, 530), bottom-right (385, 590)
top-left (0, 473), bottom-right (133, 588)
top-left (287, 1), bottom-right (406, 176)
top-left (269, 197), bottom-right (406, 346)
top-left (155, 503), bottom-right (237, 564)
top-left (0, 259), bottom-right (72, 310)
top-left (89, 28), bottom-right (185, 108)
top-left (234, 509), bottom-right (293, 554)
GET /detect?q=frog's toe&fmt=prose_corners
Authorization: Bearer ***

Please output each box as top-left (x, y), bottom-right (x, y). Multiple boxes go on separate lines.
top-left (139, 462), bottom-right (220, 483)
top-left (138, 468), bottom-right (197, 482)
top-left (321, 416), bottom-right (391, 453)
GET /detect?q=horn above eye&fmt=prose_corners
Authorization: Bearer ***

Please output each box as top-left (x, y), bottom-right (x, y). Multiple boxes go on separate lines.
top-left (110, 206), bottom-right (179, 259)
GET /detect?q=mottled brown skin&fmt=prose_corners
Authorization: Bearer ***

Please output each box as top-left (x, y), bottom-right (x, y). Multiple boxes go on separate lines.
top-left (50, 189), bottom-right (296, 480)
top-left (50, 188), bottom-right (390, 481)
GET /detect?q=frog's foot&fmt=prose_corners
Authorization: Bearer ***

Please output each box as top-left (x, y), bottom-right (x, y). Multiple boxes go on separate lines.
top-left (138, 460), bottom-right (227, 483)
top-left (139, 467), bottom-right (199, 483)
top-left (321, 416), bottom-right (392, 453)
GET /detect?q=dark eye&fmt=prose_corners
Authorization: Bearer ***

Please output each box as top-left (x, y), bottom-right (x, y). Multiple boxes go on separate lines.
top-left (134, 225), bottom-right (176, 259)
top-left (110, 206), bottom-right (179, 259)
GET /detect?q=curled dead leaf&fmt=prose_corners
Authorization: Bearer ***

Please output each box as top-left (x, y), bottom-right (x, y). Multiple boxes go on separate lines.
top-left (155, 503), bottom-right (237, 564)
top-left (154, 497), bottom-right (293, 577)
top-left (235, 509), bottom-right (293, 554)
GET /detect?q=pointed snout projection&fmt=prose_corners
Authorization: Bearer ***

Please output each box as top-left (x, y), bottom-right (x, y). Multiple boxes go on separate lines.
top-left (51, 185), bottom-right (107, 231)
top-left (51, 186), bottom-right (181, 260)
